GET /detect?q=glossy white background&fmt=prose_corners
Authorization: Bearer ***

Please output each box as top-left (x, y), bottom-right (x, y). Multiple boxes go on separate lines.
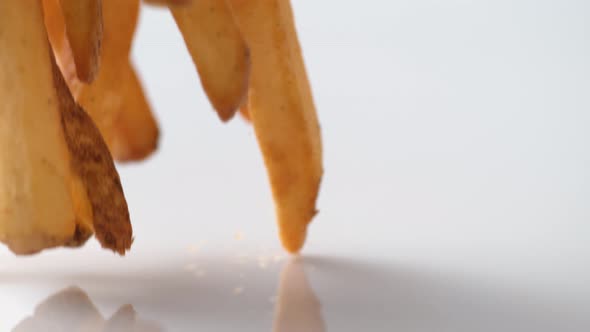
top-left (1, 0), bottom-right (590, 331)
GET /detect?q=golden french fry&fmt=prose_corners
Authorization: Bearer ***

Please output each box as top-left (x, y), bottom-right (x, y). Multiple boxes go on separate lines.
top-left (73, 0), bottom-right (159, 162)
top-left (110, 62), bottom-right (160, 162)
top-left (100, 0), bottom-right (140, 63)
top-left (75, 59), bottom-right (159, 162)
top-left (172, 0), bottom-right (250, 121)
top-left (0, 0), bottom-right (84, 254)
top-left (59, 0), bottom-right (103, 83)
top-left (229, 0), bottom-right (323, 253)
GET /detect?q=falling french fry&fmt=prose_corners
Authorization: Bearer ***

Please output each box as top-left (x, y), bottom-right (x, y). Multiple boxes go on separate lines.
top-left (229, 0), bottom-right (323, 253)
top-left (172, 0), bottom-right (250, 121)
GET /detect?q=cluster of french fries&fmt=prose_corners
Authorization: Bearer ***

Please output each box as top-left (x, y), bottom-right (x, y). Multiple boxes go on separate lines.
top-left (0, 0), bottom-right (322, 255)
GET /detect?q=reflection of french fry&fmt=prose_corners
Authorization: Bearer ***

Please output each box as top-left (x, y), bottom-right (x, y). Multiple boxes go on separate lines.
top-left (59, 0), bottom-right (103, 83)
top-left (172, 0), bottom-right (250, 121)
top-left (274, 258), bottom-right (325, 332)
top-left (229, 0), bottom-right (323, 253)
top-left (12, 286), bottom-right (104, 332)
top-left (13, 286), bottom-right (162, 332)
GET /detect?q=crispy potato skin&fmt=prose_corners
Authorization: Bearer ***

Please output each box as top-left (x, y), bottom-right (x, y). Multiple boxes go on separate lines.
top-left (172, 0), bottom-right (250, 121)
top-left (52, 58), bottom-right (133, 254)
top-left (229, 0), bottom-right (323, 253)
top-left (59, 0), bottom-right (103, 83)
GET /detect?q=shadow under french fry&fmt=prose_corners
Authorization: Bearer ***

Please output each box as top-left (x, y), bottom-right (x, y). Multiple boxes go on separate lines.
top-left (12, 286), bottom-right (162, 332)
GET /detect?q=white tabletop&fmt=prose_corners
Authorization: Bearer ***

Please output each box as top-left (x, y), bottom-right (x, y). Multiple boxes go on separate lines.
top-left (2, 1), bottom-right (589, 331)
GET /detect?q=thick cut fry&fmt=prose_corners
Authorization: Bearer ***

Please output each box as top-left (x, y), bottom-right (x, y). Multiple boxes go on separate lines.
top-left (229, 0), bottom-right (323, 252)
top-left (59, 0), bottom-right (102, 83)
top-left (0, 0), bottom-right (83, 254)
top-left (73, 0), bottom-right (159, 162)
top-left (172, 0), bottom-right (250, 121)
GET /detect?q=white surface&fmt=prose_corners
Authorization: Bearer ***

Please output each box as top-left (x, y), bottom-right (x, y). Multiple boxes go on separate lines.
top-left (2, 0), bottom-right (590, 331)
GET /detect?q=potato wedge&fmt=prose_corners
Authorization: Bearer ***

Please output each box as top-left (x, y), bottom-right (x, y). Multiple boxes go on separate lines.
top-left (172, 0), bottom-right (250, 121)
top-left (59, 0), bottom-right (103, 83)
top-left (229, 0), bottom-right (323, 252)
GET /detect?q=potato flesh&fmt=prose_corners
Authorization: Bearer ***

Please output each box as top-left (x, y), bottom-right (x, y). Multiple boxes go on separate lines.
top-left (0, 0), bottom-right (78, 254)
top-left (229, 0), bottom-right (323, 253)
top-left (172, 0), bottom-right (250, 121)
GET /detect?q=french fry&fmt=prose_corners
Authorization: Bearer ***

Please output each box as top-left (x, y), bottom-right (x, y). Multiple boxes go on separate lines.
top-left (42, 0), bottom-right (80, 93)
top-left (110, 62), bottom-right (160, 162)
top-left (58, 0), bottom-right (103, 83)
top-left (0, 0), bottom-right (131, 255)
top-left (52, 58), bottom-right (133, 254)
top-left (0, 0), bottom-right (83, 254)
top-left (74, 0), bottom-right (159, 162)
top-left (172, 0), bottom-right (250, 121)
top-left (229, 0), bottom-right (323, 252)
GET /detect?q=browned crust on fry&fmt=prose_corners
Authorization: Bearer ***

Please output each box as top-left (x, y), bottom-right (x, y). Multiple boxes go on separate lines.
top-left (50, 56), bottom-right (132, 254)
